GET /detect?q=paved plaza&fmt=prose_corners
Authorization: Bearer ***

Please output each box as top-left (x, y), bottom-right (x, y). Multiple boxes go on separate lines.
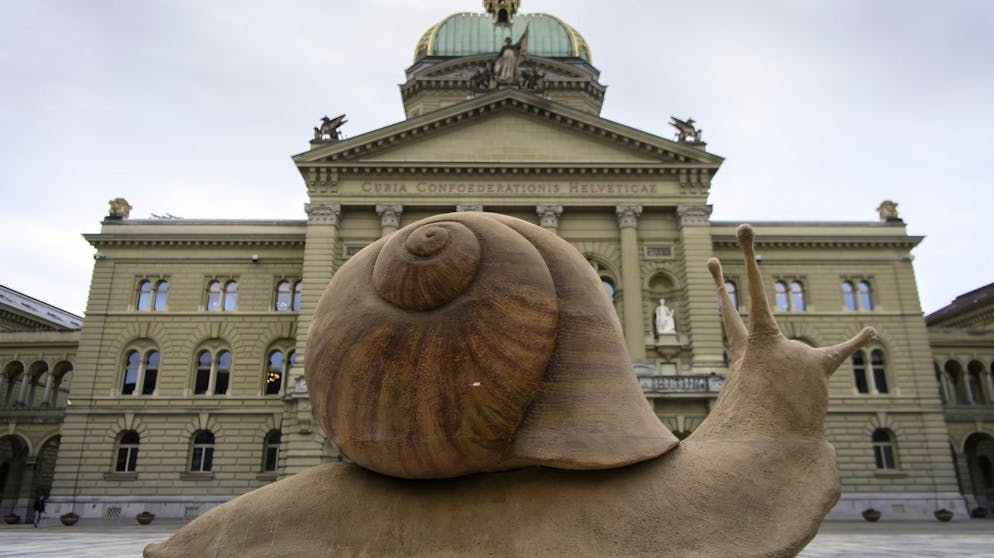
top-left (0, 519), bottom-right (992, 557)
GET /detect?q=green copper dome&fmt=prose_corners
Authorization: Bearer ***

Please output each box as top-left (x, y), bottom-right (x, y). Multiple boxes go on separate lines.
top-left (415, 12), bottom-right (591, 63)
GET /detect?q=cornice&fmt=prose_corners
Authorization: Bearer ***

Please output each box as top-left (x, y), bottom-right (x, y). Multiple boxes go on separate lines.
top-left (294, 90), bottom-right (723, 167)
top-left (84, 234), bottom-right (306, 249)
top-left (712, 234), bottom-right (924, 250)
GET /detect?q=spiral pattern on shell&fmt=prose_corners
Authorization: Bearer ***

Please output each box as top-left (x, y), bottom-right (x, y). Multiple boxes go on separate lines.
top-left (306, 213), bottom-right (677, 479)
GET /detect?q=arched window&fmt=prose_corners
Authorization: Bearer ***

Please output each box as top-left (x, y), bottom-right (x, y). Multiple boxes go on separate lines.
top-left (122, 349), bottom-right (159, 396)
top-left (262, 430), bottom-right (281, 473)
top-left (852, 351), bottom-right (869, 394)
top-left (122, 350), bottom-right (140, 395)
top-left (194, 349), bottom-right (232, 396)
top-left (137, 280), bottom-right (168, 311)
top-left (724, 281), bottom-right (738, 310)
top-left (872, 429), bottom-right (898, 470)
top-left (2, 361), bottom-right (24, 407)
top-left (274, 281), bottom-right (292, 311)
top-left (265, 350), bottom-right (285, 395)
top-left (790, 281), bottom-right (806, 311)
top-left (205, 281), bottom-right (222, 311)
top-left (136, 280), bottom-right (153, 311)
top-left (153, 281), bottom-right (169, 311)
top-left (114, 430), bottom-right (140, 472)
top-left (601, 277), bottom-right (616, 302)
top-left (870, 349), bottom-right (888, 394)
top-left (858, 281), bottom-right (873, 310)
top-left (189, 431), bottom-right (215, 472)
top-left (774, 281), bottom-right (789, 311)
top-left (842, 281), bottom-right (856, 311)
top-left (292, 281), bottom-right (303, 312)
top-left (852, 348), bottom-right (889, 394)
top-left (223, 281), bottom-right (238, 311)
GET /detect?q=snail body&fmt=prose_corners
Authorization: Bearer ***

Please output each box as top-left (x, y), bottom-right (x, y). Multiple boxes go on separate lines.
top-left (306, 212), bottom-right (677, 479)
top-left (148, 224), bottom-right (877, 557)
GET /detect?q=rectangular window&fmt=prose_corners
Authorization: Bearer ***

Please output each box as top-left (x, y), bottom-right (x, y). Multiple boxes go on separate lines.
top-left (872, 367), bottom-right (889, 394)
top-left (264, 447), bottom-right (279, 472)
top-left (122, 370), bottom-right (138, 395)
top-left (116, 447), bottom-right (138, 472)
top-left (854, 369), bottom-right (869, 394)
top-left (141, 370), bottom-right (157, 395)
top-left (194, 371), bottom-right (210, 395)
top-left (214, 370), bottom-right (229, 395)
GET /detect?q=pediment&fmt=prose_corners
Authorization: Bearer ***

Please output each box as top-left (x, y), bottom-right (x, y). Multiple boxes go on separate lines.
top-left (295, 90), bottom-right (723, 168)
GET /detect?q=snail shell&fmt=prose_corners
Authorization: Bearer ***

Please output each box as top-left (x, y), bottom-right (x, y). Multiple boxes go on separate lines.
top-left (307, 212), bottom-right (678, 479)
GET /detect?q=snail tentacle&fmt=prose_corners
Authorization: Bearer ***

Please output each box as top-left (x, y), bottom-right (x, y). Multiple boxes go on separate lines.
top-left (707, 257), bottom-right (747, 364)
top-left (736, 224), bottom-right (780, 338)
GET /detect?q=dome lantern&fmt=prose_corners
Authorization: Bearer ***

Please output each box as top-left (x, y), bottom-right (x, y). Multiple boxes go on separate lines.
top-left (484, 0), bottom-right (520, 24)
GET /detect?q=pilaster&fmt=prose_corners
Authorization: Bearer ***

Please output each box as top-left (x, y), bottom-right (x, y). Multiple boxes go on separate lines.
top-left (676, 204), bottom-right (724, 372)
top-left (376, 205), bottom-right (403, 237)
top-left (616, 205), bottom-right (645, 360)
top-left (283, 202), bottom-right (341, 474)
top-left (536, 205), bottom-right (563, 233)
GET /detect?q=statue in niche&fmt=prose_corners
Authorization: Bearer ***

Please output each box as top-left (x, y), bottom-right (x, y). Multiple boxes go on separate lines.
top-left (493, 26), bottom-right (529, 83)
top-left (655, 298), bottom-right (676, 335)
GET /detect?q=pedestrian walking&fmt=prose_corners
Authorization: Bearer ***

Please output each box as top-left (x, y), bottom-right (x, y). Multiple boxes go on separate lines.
top-left (32, 495), bottom-right (46, 527)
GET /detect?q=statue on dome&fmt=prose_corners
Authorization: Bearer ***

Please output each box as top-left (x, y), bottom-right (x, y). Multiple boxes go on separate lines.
top-left (107, 198), bottom-right (132, 220)
top-left (493, 27), bottom-right (529, 83)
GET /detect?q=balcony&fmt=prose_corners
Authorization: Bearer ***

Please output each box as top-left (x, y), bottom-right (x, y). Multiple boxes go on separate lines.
top-left (942, 402), bottom-right (994, 423)
top-left (638, 374), bottom-right (725, 397)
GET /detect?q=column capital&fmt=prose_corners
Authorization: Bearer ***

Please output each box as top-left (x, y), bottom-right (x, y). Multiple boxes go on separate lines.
top-left (304, 203), bottom-right (342, 226)
top-left (457, 204), bottom-right (483, 212)
top-left (615, 205), bottom-right (643, 229)
top-left (536, 205), bottom-right (564, 228)
top-left (676, 204), bottom-right (713, 227)
top-left (376, 204), bottom-right (403, 229)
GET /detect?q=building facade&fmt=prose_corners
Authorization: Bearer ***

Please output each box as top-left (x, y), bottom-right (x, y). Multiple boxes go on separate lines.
top-left (927, 283), bottom-right (994, 515)
top-left (2, 0), bottom-right (971, 521)
top-left (0, 285), bottom-right (80, 519)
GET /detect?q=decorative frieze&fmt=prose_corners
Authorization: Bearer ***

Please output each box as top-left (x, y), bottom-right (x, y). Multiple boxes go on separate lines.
top-left (457, 205), bottom-right (483, 212)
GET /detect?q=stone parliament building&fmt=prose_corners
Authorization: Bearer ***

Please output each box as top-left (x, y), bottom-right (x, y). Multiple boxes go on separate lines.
top-left (2, 0), bottom-right (992, 522)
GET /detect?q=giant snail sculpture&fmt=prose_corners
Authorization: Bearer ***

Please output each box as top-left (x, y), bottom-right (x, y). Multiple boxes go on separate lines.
top-left (147, 213), bottom-right (876, 558)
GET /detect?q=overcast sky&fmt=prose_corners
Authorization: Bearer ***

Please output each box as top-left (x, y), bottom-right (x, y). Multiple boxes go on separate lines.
top-left (1, 0), bottom-right (992, 317)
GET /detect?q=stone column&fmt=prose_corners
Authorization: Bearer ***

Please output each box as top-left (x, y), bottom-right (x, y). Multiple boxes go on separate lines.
top-left (536, 205), bottom-right (563, 234)
top-left (41, 374), bottom-right (55, 407)
top-left (938, 371), bottom-right (952, 404)
top-left (284, 203), bottom-right (341, 475)
top-left (15, 374), bottom-right (31, 407)
top-left (983, 370), bottom-right (994, 404)
top-left (376, 205), bottom-right (403, 237)
top-left (616, 205), bottom-right (645, 360)
top-left (677, 205), bottom-right (725, 373)
top-left (18, 458), bottom-right (37, 520)
top-left (961, 363), bottom-right (976, 405)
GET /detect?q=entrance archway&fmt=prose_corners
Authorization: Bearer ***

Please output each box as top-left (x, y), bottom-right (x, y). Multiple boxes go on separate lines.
top-left (0, 434), bottom-right (29, 516)
top-left (964, 432), bottom-right (994, 513)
